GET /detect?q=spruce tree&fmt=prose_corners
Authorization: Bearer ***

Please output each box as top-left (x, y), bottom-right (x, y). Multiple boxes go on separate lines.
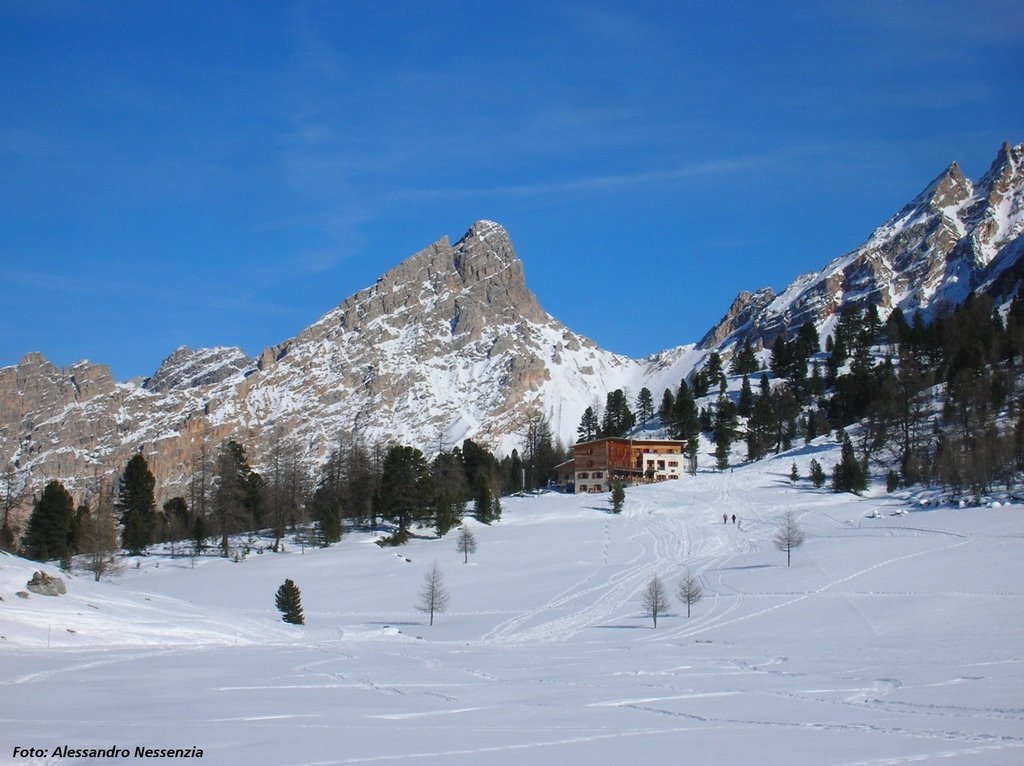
top-left (832, 434), bottom-right (867, 494)
top-left (474, 483), bottom-right (494, 524)
top-left (809, 459), bottom-right (826, 488)
top-left (22, 480), bottom-right (76, 563)
top-left (118, 453), bottom-right (157, 555)
top-left (659, 389), bottom-right (676, 431)
top-left (374, 445), bottom-right (433, 536)
top-left (275, 579), bottom-right (305, 625)
top-left (738, 374), bottom-right (754, 418)
top-left (611, 481), bottom-right (625, 514)
top-left (635, 388), bottom-right (654, 426)
top-left (730, 337), bottom-right (759, 375)
top-left (576, 406), bottom-right (599, 443)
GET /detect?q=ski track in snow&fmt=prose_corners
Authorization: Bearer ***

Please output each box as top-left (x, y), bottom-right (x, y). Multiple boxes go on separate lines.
top-left (3, 453), bottom-right (1024, 765)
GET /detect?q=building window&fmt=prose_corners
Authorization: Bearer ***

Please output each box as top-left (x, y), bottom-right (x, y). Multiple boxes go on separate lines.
top-left (579, 472), bottom-right (589, 479)
top-left (668, 461), bottom-right (678, 467)
top-left (593, 471), bottom-right (603, 478)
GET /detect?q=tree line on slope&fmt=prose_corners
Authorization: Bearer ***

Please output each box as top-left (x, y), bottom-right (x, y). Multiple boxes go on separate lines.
top-left (4, 413), bottom-right (568, 566)
top-left (584, 288), bottom-right (1024, 499)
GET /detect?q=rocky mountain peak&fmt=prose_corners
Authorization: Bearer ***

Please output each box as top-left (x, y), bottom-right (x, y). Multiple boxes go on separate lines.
top-left (979, 142), bottom-right (1024, 208)
top-left (699, 141), bottom-right (1024, 353)
top-left (917, 161), bottom-right (972, 212)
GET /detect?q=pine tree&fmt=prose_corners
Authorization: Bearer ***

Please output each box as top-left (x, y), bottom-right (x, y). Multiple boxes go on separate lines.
top-left (832, 434), bottom-right (868, 494)
top-left (275, 579), bottom-right (305, 625)
top-left (809, 459), bottom-right (826, 488)
top-left (576, 406), bottom-right (599, 443)
top-left (317, 502), bottom-right (342, 545)
top-left (22, 480), bottom-right (76, 563)
top-left (714, 394), bottom-right (736, 470)
top-left (635, 388), bottom-right (654, 426)
top-left (601, 390), bottom-right (635, 438)
top-left (730, 337), bottom-right (759, 375)
top-left (789, 462), bottom-right (800, 483)
top-left (737, 374), bottom-right (754, 418)
top-left (659, 388), bottom-right (676, 430)
top-left (611, 481), bottom-right (625, 514)
top-left (374, 445), bottom-right (433, 536)
top-left (117, 453), bottom-right (157, 555)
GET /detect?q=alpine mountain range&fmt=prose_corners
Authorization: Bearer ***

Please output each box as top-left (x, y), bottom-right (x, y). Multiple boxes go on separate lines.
top-left (2, 141), bottom-right (1023, 499)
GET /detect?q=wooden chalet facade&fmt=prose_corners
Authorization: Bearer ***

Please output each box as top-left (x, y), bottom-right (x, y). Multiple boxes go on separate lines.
top-left (567, 437), bottom-right (686, 493)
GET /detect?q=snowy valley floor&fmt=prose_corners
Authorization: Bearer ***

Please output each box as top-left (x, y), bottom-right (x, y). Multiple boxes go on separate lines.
top-left (2, 452), bottom-right (1024, 765)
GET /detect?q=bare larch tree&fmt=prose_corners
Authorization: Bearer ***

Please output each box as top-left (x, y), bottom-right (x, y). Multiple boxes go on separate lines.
top-left (418, 561), bottom-right (450, 626)
top-left (677, 568), bottom-right (703, 618)
top-left (772, 511), bottom-right (806, 567)
top-left (641, 575), bottom-right (670, 629)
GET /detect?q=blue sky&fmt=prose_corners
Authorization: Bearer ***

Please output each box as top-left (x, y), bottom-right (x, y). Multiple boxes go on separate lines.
top-left (2, 1), bottom-right (1022, 380)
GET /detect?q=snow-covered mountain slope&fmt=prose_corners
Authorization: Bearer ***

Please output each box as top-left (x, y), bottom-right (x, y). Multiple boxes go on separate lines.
top-left (701, 142), bottom-right (1024, 349)
top-left (0, 221), bottom-right (701, 498)
top-left (2, 449), bottom-right (1022, 764)
top-left (4, 142), bottom-right (1023, 499)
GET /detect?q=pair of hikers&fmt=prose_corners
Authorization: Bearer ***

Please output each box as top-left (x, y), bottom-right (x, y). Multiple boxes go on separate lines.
top-left (722, 513), bottom-right (736, 524)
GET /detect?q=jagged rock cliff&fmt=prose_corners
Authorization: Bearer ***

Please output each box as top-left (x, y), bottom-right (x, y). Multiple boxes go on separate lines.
top-left (0, 222), bottom-right (696, 502)
top-left (4, 143), bottom-right (1023, 505)
top-left (700, 142), bottom-right (1024, 349)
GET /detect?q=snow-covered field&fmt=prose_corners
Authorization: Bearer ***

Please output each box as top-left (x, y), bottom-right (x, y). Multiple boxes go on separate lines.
top-left (3, 448), bottom-right (1024, 765)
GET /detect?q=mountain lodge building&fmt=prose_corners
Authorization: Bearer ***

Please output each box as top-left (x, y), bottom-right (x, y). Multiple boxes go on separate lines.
top-left (562, 437), bottom-right (687, 493)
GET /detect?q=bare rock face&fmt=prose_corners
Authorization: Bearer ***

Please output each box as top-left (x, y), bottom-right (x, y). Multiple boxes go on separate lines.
top-left (700, 142), bottom-right (1024, 350)
top-left (0, 221), bottom-right (657, 505)
top-left (26, 571), bottom-right (66, 596)
top-left (143, 347), bottom-right (251, 393)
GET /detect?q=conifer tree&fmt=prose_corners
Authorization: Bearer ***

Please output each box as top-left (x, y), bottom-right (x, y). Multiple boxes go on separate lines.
top-left (789, 462), bottom-right (800, 483)
top-left (738, 374), bottom-right (754, 418)
top-left (22, 480), bottom-right (76, 563)
top-left (832, 434), bottom-right (867, 494)
top-left (576, 406), bottom-right (599, 443)
top-left (659, 389), bottom-right (675, 430)
top-left (809, 459), bottom-right (826, 488)
top-left (641, 575), bottom-right (670, 629)
top-left (275, 579), bottom-right (305, 625)
top-left (611, 481), bottom-right (625, 514)
top-left (635, 388), bottom-right (654, 426)
top-left (1, 464), bottom-right (25, 553)
top-left (730, 337), bottom-right (759, 375)
top-left (80, 482), bottom-right (121, 581)
top-left (374, 445), bottom-right (433, 537)
top-left (773, 511), bottom-right (806, 567)
top-left (474, 483), bottom-right (495, 524)
top-left (456, 525), bottom-right (477, 563)
top-left (677, 568), bottom-right (703, 617)
top-left (118, 453), bottom-right (157, 555)
top-left (418, 562), bottom-right (449, 626)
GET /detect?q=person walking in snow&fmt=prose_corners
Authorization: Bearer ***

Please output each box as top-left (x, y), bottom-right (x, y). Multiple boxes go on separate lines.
top-left (723, 513), bottom-right (728, 524)
top-left (732, 514), bottom-right (736, 524)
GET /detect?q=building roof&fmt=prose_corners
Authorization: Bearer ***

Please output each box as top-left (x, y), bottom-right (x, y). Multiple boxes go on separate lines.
top-left (572, 437), bottom-right (686, 448)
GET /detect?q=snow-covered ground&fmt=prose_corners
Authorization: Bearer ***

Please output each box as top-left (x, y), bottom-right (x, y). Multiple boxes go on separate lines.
top-left (3, 446), bottom-right (1024, 765)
